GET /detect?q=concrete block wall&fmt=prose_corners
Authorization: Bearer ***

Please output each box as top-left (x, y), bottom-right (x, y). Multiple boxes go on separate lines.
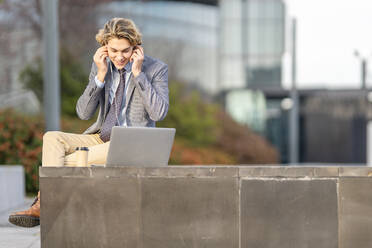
top-left (0, 165), bottom-right (25, 212)
top-left (40, 166), bottom-right (372, 248)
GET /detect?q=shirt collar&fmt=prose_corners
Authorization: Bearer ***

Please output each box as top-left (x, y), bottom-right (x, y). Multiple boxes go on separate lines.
top-left (124, 61), bottom-right (132, 72)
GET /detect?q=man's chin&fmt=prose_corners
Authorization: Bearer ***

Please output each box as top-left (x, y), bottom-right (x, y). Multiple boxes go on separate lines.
top-left (114, 62), bottom-right (126, 69)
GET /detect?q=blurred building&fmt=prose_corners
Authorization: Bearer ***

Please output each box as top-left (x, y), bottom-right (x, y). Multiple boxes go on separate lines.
top-left (219, 0), bottom-right (285, 90)
top-left (225, 89), bottom-right (267, 134)
top-left (264, 88), bottom-right (372, 164)
top-left (0, 28), bottom-right (41, 113)
top-left (220, 0), bottom-right (286, 161)
top-left (300, 90), bottom-right (369, 164)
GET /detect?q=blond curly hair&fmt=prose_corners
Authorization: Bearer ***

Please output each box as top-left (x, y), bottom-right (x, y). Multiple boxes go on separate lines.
top-left (95, 18), bottom-right (142, 46)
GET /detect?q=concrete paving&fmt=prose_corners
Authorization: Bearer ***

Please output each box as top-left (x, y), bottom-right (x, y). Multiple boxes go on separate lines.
top-left (0, 198), bottom-right (40, 248)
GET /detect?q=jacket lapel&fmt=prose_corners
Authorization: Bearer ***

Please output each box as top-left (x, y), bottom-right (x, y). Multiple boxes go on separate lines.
top-left (104, 59), bottom-right (113, 116)
top-left (125, 57), bottom-right (148, 107)
top-left (125, 75), bottom-right (136, 107)
top-left (124, 59), bottom-right (139, 108)
top-left (104, 79), bottom-right (111, 116)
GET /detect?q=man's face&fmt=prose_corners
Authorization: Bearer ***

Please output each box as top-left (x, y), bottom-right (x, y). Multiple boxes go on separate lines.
top-left (107, 38), bottom-right (134, 70)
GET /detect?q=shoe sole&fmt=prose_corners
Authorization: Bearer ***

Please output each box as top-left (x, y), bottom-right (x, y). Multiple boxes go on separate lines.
top-left (8, 215), bottom-right (40, 228)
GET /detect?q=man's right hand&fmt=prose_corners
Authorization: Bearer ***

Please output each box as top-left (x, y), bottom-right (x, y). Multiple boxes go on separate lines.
top-left (93, 46), bottom-right (109, 83)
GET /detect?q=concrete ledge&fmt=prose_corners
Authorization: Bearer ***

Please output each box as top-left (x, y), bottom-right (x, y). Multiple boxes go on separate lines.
top-left (0, 165), bottom-right (25, 212)
top-left (40, 166), bottom-right (372, 248)
top-left (40, 166), bottom-right (240, 178)
top-left (40, 165), bottom-right (372, 178)
top-left (239, 166), bottom-right (340, 177)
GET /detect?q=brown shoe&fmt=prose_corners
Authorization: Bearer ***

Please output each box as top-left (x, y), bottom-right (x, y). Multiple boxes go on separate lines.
top-left (8, 191), bottom-right (40, 227)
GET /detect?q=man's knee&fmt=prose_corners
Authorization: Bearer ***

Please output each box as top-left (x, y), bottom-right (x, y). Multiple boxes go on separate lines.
top-left (43, 131), bottom-right (62, 142)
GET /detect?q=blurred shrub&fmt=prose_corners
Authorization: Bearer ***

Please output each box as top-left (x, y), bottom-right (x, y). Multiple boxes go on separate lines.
top-left (158, 83), bottom-right (219, 146)
top-left (19, 48), bottom-right (88, 117)
top-left (159, 82), bottom-right (279, 164)
top-left (0, 109), bottom-right (43, 194)
top-left (169, 138), bottom-right (237, 164)
top-left (216, 110), bottom-right (279, 164)
top-left (0, 109), bottom-right (95, 194)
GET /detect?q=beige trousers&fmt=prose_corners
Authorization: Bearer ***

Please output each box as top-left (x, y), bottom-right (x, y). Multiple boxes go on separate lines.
top-left (42, 131), bottom-right (110, 167)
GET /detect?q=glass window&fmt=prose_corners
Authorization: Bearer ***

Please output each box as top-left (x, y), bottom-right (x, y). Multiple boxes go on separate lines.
top-left (247, 21), bottom-right (261, 55)
top-left (247, 1), bottom-right (261, 19)
top-left (266, 0), bottom-right (282, 19)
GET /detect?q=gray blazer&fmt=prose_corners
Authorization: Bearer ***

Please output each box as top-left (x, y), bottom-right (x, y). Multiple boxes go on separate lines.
top-left (76, 55), bottom-right (169, 134)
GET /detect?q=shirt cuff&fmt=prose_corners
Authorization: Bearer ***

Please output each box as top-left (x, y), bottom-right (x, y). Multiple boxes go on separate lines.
top-left (95, 76), bottom-right (105, 88)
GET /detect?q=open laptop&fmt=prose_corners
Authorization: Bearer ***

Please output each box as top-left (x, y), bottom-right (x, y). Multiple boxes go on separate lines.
top-left (105, 126), bottom-right (176, 167)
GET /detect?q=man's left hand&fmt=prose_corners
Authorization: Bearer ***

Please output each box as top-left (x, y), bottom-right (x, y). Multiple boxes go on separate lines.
top-left (131, 46), bottom-right (144, 78)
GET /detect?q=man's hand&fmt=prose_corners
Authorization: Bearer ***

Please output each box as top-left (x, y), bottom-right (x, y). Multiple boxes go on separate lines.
top-left (131, 46), bottom-right (144, 78)
top-left (93, 46), bottom-right (108, 82)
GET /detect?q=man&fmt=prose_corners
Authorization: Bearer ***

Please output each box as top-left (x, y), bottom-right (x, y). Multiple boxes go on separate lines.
top-left (8, 17), bottom-right (169, 227)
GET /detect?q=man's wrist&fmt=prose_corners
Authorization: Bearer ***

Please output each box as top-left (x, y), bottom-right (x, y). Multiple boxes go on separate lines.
top-left (94, 76), bottom-right (105, 88)
top-left (132, 70), bottom-right (141, 78)
top-left (97, 71), bottom-right (106, 82)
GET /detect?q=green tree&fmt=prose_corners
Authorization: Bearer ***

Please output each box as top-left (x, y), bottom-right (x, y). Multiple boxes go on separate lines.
top-left (158, 82), bottom-right (219, 146)
top-left (19, 49), bottom-right (88, 117)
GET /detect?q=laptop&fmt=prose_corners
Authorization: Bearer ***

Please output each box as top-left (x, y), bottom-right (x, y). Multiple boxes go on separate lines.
top-left (105, 126), bottom-right (176, 167)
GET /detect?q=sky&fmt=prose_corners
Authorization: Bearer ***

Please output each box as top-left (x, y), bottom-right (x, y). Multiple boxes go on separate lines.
top-left (282, 0), bottom-right (372, 89)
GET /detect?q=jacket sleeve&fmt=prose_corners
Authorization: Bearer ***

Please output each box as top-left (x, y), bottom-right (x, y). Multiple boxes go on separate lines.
top-left (131, 64), bottom-right (169, 121)
top-left (76, 62), bottom-right (105, 120)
